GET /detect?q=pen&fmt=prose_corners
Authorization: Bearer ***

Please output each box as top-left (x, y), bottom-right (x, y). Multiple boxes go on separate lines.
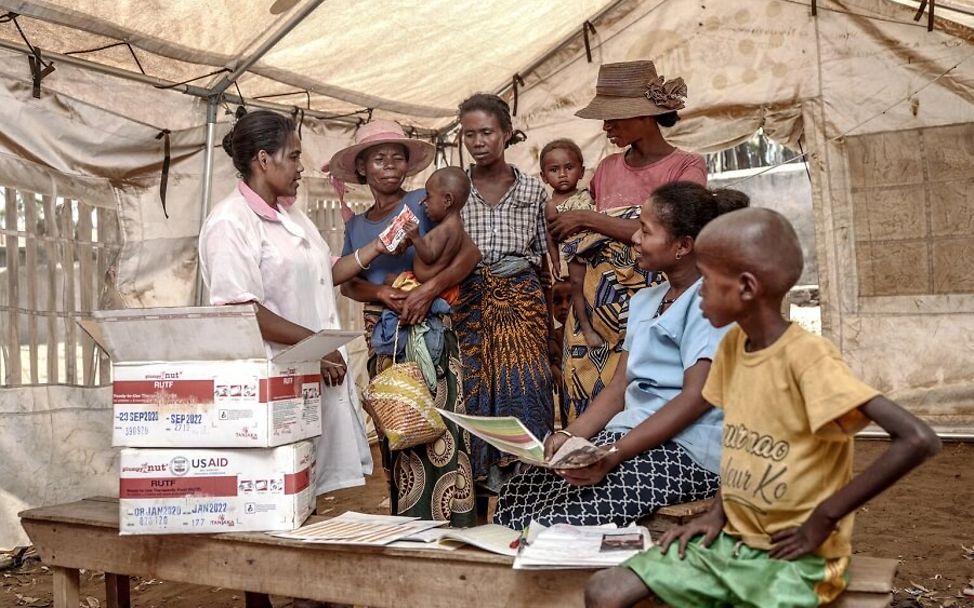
top-left (511, 524), bottom-right (530, 549)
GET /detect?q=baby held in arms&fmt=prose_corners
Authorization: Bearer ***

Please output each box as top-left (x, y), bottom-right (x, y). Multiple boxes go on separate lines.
top-left (405, 167), bottom-right (479, 287)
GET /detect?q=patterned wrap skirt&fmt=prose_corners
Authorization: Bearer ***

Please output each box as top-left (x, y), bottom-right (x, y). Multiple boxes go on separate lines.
top-left (493, 430), bottom-right (719, 531)
top-left (561, 206), bottom-right (661, 419)
top-left (364, 306), bottom-right (477, 526)
top-left (454, 266), bottom-right (555, 486)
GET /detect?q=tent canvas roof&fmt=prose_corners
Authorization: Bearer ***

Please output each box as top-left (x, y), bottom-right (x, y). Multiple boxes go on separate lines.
top-left (0, 0), bottom-right (615, 127)
top-left (2, 0), bottom-right (970, 132)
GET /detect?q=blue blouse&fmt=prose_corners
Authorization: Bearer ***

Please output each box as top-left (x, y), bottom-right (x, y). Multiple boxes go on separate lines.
top-left (341, 189), bottom-right (432, 285)
top-left (605, 278), bottom-right (730, 474)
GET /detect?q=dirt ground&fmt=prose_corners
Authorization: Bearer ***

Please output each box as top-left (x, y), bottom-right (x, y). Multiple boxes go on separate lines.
top-left (2, 441), bottom-right (972, 608)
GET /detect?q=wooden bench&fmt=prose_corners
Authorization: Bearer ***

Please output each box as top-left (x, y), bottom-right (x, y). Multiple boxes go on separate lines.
top-left (20, 497), bottom-right (896, 607)
top-left (641, 499), bottom-right (714, 537)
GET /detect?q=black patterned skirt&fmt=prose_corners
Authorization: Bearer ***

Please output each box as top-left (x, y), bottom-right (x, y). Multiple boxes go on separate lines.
top-left (364, 307), bottom-right (477, 526)
top-left (493, 430), bottom-right (719, 531)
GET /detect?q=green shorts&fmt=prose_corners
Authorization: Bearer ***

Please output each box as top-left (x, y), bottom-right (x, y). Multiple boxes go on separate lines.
top-left (623, 532), bottom-right (849, 608)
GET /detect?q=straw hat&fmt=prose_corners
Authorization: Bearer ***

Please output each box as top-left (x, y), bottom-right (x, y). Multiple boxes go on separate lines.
top-left (575, 60), bottom-right (687, 121)
top-left (325, 120), bottom-right (435, 182)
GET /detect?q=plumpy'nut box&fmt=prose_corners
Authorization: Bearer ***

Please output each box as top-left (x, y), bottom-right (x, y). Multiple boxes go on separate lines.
top-left (118, 440), bottom-right (315, 534)
top-left (78, 305), bottom-right (359, 448)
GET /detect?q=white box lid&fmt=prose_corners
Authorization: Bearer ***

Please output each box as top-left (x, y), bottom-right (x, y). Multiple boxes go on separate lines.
top-left (78, 305), bottom-right (360, 364)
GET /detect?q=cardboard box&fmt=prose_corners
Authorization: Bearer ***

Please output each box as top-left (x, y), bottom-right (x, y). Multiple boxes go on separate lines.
top-left (79, 305), bottom-right (359, 448)
top-left (118, 440), bottom-right (316, 535)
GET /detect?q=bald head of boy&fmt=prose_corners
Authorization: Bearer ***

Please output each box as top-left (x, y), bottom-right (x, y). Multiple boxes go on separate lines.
top-left (696, 208), bottom-right (803, 301)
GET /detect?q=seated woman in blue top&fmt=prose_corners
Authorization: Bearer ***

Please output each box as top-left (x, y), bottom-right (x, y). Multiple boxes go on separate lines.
top-left (494, 181), bottom-right (749, 530)
top-left (332, 120), bottom-right (480, 527)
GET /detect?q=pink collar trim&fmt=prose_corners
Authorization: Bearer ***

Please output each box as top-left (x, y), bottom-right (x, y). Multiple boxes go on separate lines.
top-left (238, 181), bottom-right (295, 222)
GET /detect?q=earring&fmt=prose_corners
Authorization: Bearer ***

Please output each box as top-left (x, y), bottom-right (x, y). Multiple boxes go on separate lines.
top-left (675, 252), bottom-right (684, 260)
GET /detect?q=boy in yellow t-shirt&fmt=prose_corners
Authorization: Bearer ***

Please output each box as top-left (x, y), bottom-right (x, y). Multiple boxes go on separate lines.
top-left (584, 208), bottom-right (941, 608)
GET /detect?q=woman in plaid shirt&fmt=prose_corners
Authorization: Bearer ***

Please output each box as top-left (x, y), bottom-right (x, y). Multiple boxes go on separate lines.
top-left (455, 93), bottom-right (556, 493)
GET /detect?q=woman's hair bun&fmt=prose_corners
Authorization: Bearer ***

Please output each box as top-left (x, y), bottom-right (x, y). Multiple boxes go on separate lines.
top-left (221, 106), bottom-right (250, 158)
top-left (713, 188), bottom-right (750, 215)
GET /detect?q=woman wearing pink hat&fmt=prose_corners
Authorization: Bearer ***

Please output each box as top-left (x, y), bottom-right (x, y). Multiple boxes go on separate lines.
top-left (331, 120), bottom-right (479, 526)
top-left (549, 60), bottom-right (707, 420)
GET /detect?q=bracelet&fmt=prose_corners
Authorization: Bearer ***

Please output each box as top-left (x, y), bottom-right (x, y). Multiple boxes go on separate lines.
top-left (353, 248), bottom-right (370, 270)
top-left (553, 429), bottom-right (573, 439)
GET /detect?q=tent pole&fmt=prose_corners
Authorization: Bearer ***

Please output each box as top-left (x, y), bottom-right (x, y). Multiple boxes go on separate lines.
top-left (196, 95), bottom-right (220, 306)
top-left (208, 0), bottom-right (327, 96)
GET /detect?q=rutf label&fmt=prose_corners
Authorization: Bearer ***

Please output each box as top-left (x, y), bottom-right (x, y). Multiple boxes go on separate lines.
top-left (114, 380), bottom-right (215, 407)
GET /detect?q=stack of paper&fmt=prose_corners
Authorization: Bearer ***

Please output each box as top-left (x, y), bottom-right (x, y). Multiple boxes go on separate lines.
top-left (513, 522), bottom-right (651, 570)
top-left (391, 524), bottom-right (521, 555)
top-left (271, 511), bottom-right (444, 545)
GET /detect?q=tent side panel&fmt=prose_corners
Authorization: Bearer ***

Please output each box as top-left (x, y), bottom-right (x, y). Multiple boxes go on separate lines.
top-left (805, 102), bottom-right (974, 432)
top-left (0, 385), bottom-right (116, 549)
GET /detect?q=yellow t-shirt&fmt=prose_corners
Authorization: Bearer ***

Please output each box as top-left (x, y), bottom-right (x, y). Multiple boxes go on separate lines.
top-left (702, 324), bottom-right (879, 559)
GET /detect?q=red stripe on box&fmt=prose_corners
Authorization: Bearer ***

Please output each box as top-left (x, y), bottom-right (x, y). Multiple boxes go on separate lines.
top-left (259, 374), bottom-right (321, 402)
top-left (114, 380), bottom-right (215, 405)
top-left (119, 475), bottom-right (238, 498)
top-left (284, 467), bottom-right (311, 494)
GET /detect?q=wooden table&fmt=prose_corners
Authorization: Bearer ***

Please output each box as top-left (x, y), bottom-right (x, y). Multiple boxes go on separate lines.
top-left (20, 497), bottom-right (895, 608)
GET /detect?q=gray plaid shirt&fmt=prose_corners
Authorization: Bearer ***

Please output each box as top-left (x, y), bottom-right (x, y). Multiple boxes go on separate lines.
top-left (462, 165), bottom-right (548, 268)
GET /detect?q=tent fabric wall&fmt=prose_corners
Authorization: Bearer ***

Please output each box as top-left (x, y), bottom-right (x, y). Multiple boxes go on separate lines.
top-left (0, 385), bottom-right (115, 549)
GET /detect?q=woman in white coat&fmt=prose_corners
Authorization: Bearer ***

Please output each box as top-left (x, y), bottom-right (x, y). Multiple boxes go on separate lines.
top-left (199, 110), bottom-right (388, 497)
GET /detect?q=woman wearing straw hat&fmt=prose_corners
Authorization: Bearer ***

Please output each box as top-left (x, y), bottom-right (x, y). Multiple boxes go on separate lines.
top-left (331, 120), bottom-right (479, 526)
top-left (549, 60), bottom-right (707, 420)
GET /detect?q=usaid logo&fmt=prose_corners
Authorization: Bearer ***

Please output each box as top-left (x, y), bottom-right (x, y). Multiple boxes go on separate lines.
top-left (170, 456), bottom-right (190, 476)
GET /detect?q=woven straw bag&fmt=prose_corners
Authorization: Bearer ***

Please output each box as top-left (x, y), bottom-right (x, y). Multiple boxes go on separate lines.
top-left (364, 324), bottom-right (446, 450)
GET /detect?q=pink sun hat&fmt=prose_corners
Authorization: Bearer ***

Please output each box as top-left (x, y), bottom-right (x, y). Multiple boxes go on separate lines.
top-left (323, 119), bottom-right (435, 183)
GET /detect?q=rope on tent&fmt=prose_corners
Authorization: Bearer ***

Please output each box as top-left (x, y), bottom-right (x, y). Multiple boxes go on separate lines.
top-left (511, 73), bottom-right (525, 116)
top-left (914, 0), bottom-right (937, 31)
top-left (797, 137), bottom-right (812, 184)
top-left (64, 41), bottom-right (146, 75)
top-left (154, 67), bottom-right (231, 90)
top-left (780, 0), bottom-right (956, 29)
top-left (233, 81), bottom-right (247, 110)
top-left (155, 129), bottom-right (172, 219)
top-left (355, 108), bottom-right (374, 127)
top-left (291, 106), bottom-right (305, 139)
top-left (456, 129), bottom-right (464, 168)
top-left (582, 20), bottom-right (598, 63)
top-left (1, 12), bottom-right (55, 98)
top-left (27, 46), bottom-right (55, 99)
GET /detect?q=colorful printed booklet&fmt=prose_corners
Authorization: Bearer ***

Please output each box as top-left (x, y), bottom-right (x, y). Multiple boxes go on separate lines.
top-left (436, 410), bottom-right (614, 469)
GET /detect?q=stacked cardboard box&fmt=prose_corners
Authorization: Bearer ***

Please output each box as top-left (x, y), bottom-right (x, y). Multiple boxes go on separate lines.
top-left (80, 305), bottom-right (359, 535)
